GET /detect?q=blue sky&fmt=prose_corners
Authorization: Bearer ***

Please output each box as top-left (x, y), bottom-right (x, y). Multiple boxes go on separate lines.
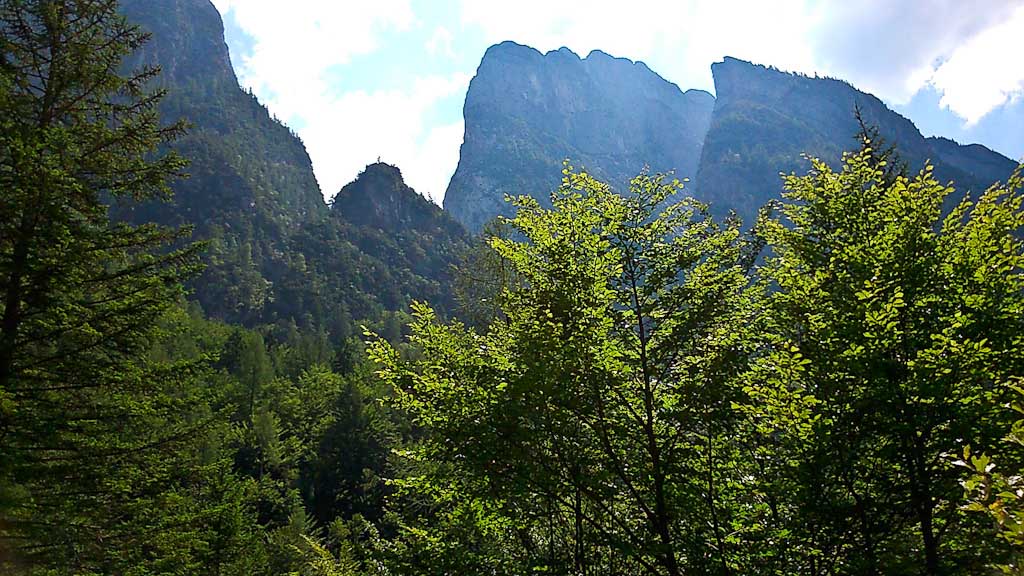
top-left (211, 0), bottom-right (1024, 204)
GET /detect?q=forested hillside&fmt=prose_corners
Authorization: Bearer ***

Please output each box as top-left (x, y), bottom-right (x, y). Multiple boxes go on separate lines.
top-left (115, 0), bottom-right (467, 333)
top-left (2, 1), bottom-right (1023, 575)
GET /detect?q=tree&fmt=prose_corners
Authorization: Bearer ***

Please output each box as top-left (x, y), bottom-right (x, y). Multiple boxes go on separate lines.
top-left (372, 167), bottom-right (762, 575)
top-left (853, 103), bottom-right (907, 188)
top-left (452, 218), bottom-right (518, 330)
top-left (747, 148), bottom-right (1024, 574)
top-left (956, 377), bottom-right (1024, 575)
top-left (0, 0), bottom-right (211, 571)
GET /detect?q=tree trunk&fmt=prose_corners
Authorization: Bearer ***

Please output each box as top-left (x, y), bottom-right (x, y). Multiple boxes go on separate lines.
top-left (0, 222), bottom-right (30, 396)
top-left (907, 432), bottom-right (939, 575)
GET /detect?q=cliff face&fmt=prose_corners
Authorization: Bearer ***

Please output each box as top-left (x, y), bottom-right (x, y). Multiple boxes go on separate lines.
top-left (444, 41), bottom-right (716, 232)
top-left (696, 57), bottom-right (1018, 224)
top-left (121, 0), bottom-right (236, 87)
top-left (120, 0), bottom-right (325, 229)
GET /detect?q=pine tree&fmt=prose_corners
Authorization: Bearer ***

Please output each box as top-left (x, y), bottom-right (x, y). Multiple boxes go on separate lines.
top-left (0, 0), bottom-right (212, 571)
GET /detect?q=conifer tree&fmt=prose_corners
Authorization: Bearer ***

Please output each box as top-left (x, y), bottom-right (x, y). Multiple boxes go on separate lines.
top-left (0, 0), bottom-right (214, 571)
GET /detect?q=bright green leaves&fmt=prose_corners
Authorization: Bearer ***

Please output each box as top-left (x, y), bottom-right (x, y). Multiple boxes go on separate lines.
top-left (956, 375), bottom-right (1024, 574)
top-left (747, 146), bottom-right (1024, 572)
top-left (372, 164), bottom-right (762, 575)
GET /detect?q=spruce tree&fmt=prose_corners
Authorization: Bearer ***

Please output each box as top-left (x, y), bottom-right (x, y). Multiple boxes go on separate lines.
top-left (0, 0), bottom-right (214, 571)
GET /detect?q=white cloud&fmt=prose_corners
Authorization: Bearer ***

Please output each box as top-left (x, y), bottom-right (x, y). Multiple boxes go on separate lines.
top-left (426, 26), bottom-right (456, 60)
top-left (806, 0), bottom-right (1022, 105)
top-left (209, 0), bottom-right (473, 200)
top-left (212, 0), bottom-right (415, 121)
top-left (409, 119), bottom-right (466, 204)
top-left (459, 0), bottom-right (820, 93)
top-left (299, 73), bottom-right (470, 202)
top-left (929, 4), bottom-right (1024, 124)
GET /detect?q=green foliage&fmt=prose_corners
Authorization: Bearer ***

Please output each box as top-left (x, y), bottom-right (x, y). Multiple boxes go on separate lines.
top-left (3, 4), bottom-right (1022, 572)
top-left (0, 3), bottom-right (402, 573)
top-left (372, 165), bottom-right (762, 575)
top-left (956, 375), bottom-right (1024, 573)
top-left (744, 149), bottom-right (1024, 573)
top-left (291, 534), bottom-right (361, 576)
top-left (0, 0), bottom-right (215, 570)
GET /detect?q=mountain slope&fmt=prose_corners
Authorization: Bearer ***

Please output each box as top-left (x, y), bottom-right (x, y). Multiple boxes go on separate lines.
top-left (120, 0), bottom-right (325, 227)
top-left (696, 57), bottom-right (1018, 224)
top-left (327, 163), bottom-right (469, 312)
top-left (444, 41), bottom-right (715, 232)
top-left (116, 0), bottom-right (467, 333)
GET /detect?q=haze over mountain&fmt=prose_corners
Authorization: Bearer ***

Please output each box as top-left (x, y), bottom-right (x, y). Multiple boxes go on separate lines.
top-left (211, 1), bottom-right (1024, 202)
top-left (115, 0), bottom-right (1020, 320)
top-left (697, 57), bottom-right (1019, 224)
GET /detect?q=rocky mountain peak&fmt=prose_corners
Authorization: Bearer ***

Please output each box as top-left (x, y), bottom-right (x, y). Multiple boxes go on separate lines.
top-left (695, 56), bottom-right (1016, 225)
top-left (444, 41), bottom-right (716, 232)
top-left (332, 163), bottom-right (465, 238)
top-left (121, 0), bottom-right (236, 86)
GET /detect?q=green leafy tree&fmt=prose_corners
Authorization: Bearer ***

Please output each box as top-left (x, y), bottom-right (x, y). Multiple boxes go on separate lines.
top-left (955, 376), bottom-right (1024, 575)
top-left (373, 167), bottom-right (762, 575)
top-left (747, 149), bottom-right (1024, 574)
top-left (452, 218), bottom-right (518, 330)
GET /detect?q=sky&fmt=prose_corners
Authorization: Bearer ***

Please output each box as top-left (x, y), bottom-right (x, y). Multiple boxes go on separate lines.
top-left (209, 0), bottom-right (1024, 205)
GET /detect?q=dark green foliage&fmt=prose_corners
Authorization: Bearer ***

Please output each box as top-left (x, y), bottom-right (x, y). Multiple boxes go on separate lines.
top-left (0, 0), bottom-right (277, 572)
top-left (956, 380), bottom-right (1024, 574)
top-left (135, 299), bottom-right (404, 576)
top-left (0, 3), bottom-right (405, 573)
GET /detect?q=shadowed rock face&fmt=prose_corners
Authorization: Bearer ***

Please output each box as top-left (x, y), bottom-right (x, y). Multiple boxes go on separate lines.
top-left (120, 0), bottom-right (325, 229)
top-left (696, 57), bottom-right (1018, 225)
top-left (444, 41), bottom-right (716, 232)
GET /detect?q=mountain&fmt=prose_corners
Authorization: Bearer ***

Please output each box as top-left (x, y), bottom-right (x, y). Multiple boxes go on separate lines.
top-left (323, 163), bottom-right (469, 317)
top-left (696, 57), bottom-right (1018, 224)
top-left (120, 0), bottom-right (325, 227)
top-left (116, 0), bottom-right (467, 334)
top-left (444, 41), bottom-right (716, 232)
top-left (447, 46), bottom-right (1016, 232)
top-left (334, 163), bottom-right (464, 237)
